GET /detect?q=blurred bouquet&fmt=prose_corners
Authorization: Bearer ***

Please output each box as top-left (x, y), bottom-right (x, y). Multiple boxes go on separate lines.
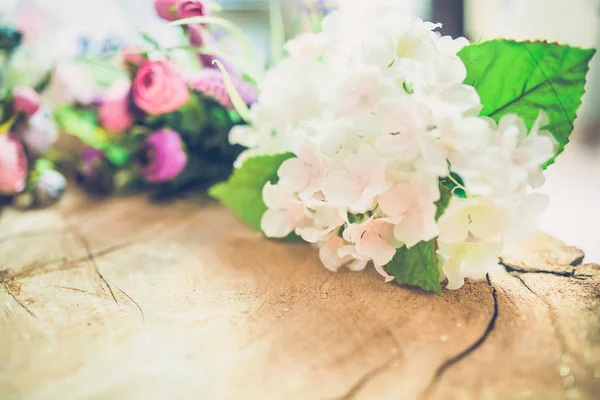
top-left (0, 26), bottom-right (65, 209)
top-left (54, 0), bottom-right (257, 198)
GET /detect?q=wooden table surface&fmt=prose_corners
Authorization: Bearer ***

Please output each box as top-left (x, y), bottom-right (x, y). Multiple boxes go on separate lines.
top-left (0, 191), bottom-right (599, 400)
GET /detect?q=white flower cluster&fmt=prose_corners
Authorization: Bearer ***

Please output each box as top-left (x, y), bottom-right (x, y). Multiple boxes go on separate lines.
top-left (231, 0), bottom-right (557, 289)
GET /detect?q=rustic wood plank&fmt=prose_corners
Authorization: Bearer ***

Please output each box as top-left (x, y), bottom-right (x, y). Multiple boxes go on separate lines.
top-left (0, 192), bottom-right (598, 399)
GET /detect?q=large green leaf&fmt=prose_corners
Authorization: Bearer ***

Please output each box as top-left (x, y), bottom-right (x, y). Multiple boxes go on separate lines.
top-left (386, 241), bottom-right (441, 293)
top-left (458, 40), bottom-right (595, 165)
top-left (209, 153), bottom-right (294, 231)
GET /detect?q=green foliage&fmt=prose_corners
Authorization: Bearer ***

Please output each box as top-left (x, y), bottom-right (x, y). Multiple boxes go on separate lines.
top-left (435, 182), bottom-right (452, 220)
top-left (458, 40), bottom-right (596, 166)
top-left (54, 105), bottom-right (131, 166)
top-left (209, 153), bottom-right (294, 231)
top-left (54, 105), bottom-right (110, 149)
top-left (386, 241), bottom-right (441, 293)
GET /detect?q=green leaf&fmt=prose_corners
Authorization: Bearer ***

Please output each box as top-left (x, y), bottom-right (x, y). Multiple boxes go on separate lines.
top-left (386, 241), bottom-right (441, 293)
top-left (435, 182), bottom-right (452, 220)
top-left (104, 145), bottom-right (130, 166)
top-left (458, 40), bottom-right (595, 166)
top-left (54, 106), bottom-right (109, 149)
top-left (209, 153), bottom-right (294, 231)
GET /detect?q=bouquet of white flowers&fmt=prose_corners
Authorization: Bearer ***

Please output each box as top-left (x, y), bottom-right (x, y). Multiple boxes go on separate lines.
top-left (211, 0), bottom-right (595, 292)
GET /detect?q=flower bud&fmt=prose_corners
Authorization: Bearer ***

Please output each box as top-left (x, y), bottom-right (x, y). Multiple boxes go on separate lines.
top-left (0, 134), bottom-right (28, 195)
top-left (98, 81), bottom-right (135, 134)
top-left (12, 87), bottom-right (41, 117)
top-left (138, 130), bottom-right (187, 183)
top-left (154, 0), bottom-right (179, 21)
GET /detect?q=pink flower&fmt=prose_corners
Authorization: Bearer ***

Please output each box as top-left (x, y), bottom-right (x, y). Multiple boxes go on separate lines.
top-left (13, 87), bottom-right (41, 117)
top-left (138, 130), bottom-right (187, 183)
top-left (98, 81), bottom-right (135, 134)
top-left (177, 0), bottom-right (211, 19)
top-left (189, 69), bottom-right (258, 109)
top-left (133, 61), bottom-right (190, 116)
top-left (0, 134), bottom-right (28, 195)
top-left (76, 148), bottom-right (115, 195)
top-left (154, 0), bottom-right (178, 20)
top-left (340, 218), bottom-right (398, 281)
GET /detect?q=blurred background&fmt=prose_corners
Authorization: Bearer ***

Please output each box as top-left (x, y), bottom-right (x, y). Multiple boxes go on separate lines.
top-left (1, 0), bottom-right (599, 260)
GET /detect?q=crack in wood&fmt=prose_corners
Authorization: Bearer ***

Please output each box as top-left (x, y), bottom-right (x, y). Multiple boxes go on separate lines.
top-left (421, 274), bottom-right (499, 399)
top-left (3, 283), bottom-right (36, 319)
top-left (570, 255), bottom-right (585, 266)
top-left (512, 274), bottom-right (587, 374)
top-left (51, 285), bottom-right (104, 298)
top-left (500, 261), bottom-right (575, 277)
top-left (0, 241), bottom-right (135, 283)
top-left (330, 323), bottom-right (402, 399)
top-left (73, 229), bottom-right (119, 307)
top-left (115, 286), bottom-right (146, 323)
top-left (332, 354), bottom-right (402, 400)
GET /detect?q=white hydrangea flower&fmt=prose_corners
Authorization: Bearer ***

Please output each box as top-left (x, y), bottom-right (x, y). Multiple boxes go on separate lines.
top-left (339, 217), bottom-right (398, 281)
top-left (378, 177), bottom-right (440, 248)
top-left (438, 239), bottom-right (502, 290)
top-left (321, 145), bottom-right (389, 213)
top-left (239, 1), bottom-right (555, 290)
top-left (260, 183), bottom-right (307, 238)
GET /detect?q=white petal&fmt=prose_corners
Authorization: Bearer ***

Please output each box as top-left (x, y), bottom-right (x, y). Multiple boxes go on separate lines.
top-left (261, 209), bottom-right (296, 238)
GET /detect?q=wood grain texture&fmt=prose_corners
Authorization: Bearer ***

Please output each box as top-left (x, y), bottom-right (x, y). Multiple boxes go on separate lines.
top-left (0, 191), bottom-right (598, 400)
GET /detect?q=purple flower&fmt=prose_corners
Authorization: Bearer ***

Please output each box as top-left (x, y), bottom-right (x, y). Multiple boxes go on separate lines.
top-left (189, 68), bottom-right (258, 109)
top-left (138, 130), bottom-right (187, 183)
top-left (76, 148), bottom-right (113, 195)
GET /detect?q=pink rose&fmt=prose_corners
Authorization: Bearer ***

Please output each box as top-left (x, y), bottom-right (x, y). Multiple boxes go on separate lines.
top-left (189, 69), bottom-right (258, 109)
top-left (133, 60), bottom-right (190, 116)
top-left (138, 130), bottom-right (187, 183)
top-left (0, 134), bottom-right (28, 195)
top-left (154, 0), bottom-right (178, 20)
top-left (98, 81), bottom-right (135, 134)
top-left (177, 0), bottom-right (211, 19)
top-left (13, 87), bottom-right (41, 117)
